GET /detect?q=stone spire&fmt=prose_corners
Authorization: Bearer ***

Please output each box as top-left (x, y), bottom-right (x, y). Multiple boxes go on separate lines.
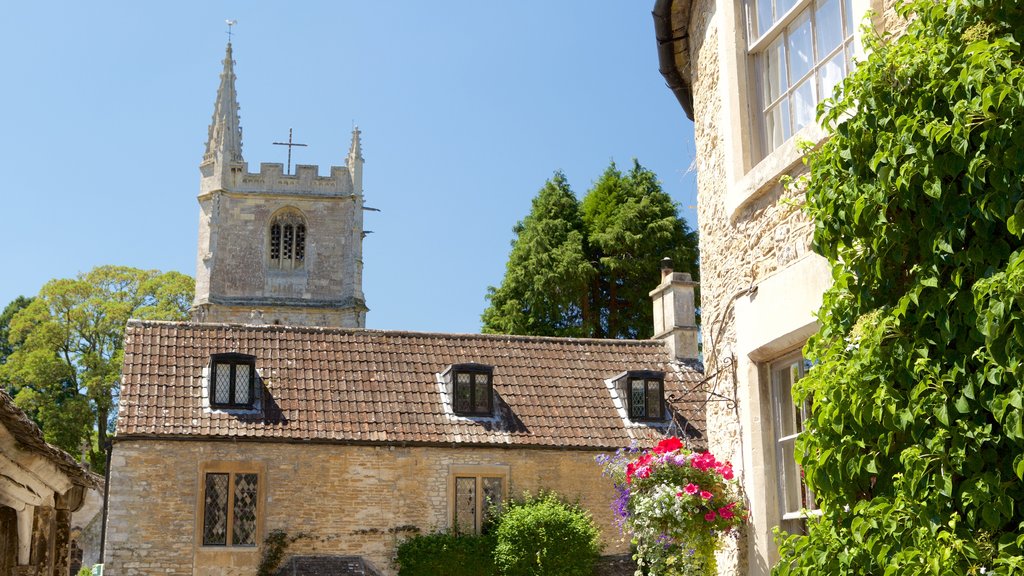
top-left (347, 126), bottom-right (363, 193)
top-left (348, 126), bottom-right (363, 161)
top-left (204, 42), bottom-right (244, 166)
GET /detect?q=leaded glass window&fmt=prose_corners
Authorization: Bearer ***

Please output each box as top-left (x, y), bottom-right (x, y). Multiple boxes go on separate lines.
top-left (210, 354), bottom-right (256, 409)
top-left (619, 371), bottom-right (665, 422)
top-left (268, 210), bottom-right (307, 270)
top-left (450, 365), bottom-right (493, 417)
top-left (202, 473), bottom-right (229, 545)
top-left (202, 470), bottom-right (260, 548)
top-left (454, 474), bottom-right (504, 534)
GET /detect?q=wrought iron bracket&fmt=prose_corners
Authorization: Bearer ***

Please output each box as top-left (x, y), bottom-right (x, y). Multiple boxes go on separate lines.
top-left (668, 354), bottom-right (738, 411)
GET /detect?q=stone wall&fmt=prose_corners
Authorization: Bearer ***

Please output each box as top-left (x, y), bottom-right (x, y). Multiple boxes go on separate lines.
top-left (193, 188), bottom-right (365, 327)
top-left (105, 440), bottom-right (627, 576)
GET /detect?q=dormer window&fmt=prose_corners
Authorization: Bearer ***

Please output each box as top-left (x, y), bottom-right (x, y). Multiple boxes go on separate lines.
top-left (448, 364), bottom-right (493, 417)
top-left (618, 370), bottom-right (665, 422)
top-left (210, 354), bottom-right (256, 409)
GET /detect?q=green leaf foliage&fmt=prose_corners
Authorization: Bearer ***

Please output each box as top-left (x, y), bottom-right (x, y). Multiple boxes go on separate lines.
top-left (394, 531), bottom-right (497, 576)
top-left (774, 1), bottom-right (1024, 575)
top-left (492, 492), bottom-right (603, 576)
top-left (483, 161), bottom-right (698, 339)
top-left (0, 266), bottom-right (194, 471)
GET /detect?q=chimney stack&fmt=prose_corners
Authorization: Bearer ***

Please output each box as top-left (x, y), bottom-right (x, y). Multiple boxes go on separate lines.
top-left (650, 257), bottom-right (698, 361)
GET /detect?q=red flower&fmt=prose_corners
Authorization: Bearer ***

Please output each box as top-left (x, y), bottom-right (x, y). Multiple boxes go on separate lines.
top-left (700, 490), bottom-right (713, 500)
top-left (704, 510), bottom-right (717, 521)
top-left (684, 483), bottom-right (699, 495)
top-left (653, 436), bottom-right (683, 454)
top-left (719, 508), bottom-right (734, 520)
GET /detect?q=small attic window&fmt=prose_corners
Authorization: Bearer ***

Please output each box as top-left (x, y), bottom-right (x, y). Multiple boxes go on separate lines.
top-left (210, 353), bottom-right (256, 409)
top-left (618, 370), bottom-right (665, 422)
top-left (448, 364), bottom-right (493, 417)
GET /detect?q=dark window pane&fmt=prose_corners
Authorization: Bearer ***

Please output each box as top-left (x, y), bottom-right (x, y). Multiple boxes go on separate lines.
top-left (214, 364), bottom-right (231, 405)
top-left (630, 380), bottom-right (646, 419)
top-left (646, 380), bottom-right (662, 419)
top-left (454, 379), bottom-right (471, 413)
top-left (232, 473), bottom-right (259, 546)
top-left (282, 225), bottom-right (294, 261)
top-left (203, 473), bottom-right (229, 545)
top-left (295, 225), bottom-right (306, 262)
top-left (234, 364), bottom-right (251, 405)
top-left (473, 375), bottom-right (490, 414)
top-left (270, 224), bottom-right (281, 262)
top-left (455, 477), bottom-right (476, 534)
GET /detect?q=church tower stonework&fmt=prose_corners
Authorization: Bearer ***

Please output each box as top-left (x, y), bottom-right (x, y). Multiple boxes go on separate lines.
top-left (192, 42), bottom-right (367, 327)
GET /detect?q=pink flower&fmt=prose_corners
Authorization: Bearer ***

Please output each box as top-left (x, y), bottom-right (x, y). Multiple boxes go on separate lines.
top-left (700, 490), bottom-right (713, 500)
top-left (653, 436), bottom-right (683, 454)
top-left (684, 483), bottom-right (699, 495)
top-left (721, 467), bottom-right (734, 480)
top-left (704, 510), bottom-right (717, 521)
top-left (719, 508), bottom-right (734, 520)
top-left (676, 491), bottom-right (684, 497)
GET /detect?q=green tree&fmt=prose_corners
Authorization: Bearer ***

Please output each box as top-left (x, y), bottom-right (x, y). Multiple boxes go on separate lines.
top-left (0, 296), bottom-right (33, 367)
top-left (774, 1), bottom-right (1024, 574)
top-left (0, 266), bottom-right (194, 470)
top-left (482, 172), bottom-right (595, 337)
top-left (483, 160), bottom-right (698, 339)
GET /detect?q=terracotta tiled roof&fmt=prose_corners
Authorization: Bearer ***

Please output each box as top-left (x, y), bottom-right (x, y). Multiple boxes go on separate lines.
top-left (116, 321), bottom-right (705, 450)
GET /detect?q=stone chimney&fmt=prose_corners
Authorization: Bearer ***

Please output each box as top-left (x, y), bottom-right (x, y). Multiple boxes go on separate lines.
top-left (649, 257), bottom-right (698, 361)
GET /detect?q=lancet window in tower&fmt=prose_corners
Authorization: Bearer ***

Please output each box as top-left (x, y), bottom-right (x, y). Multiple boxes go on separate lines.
top-left (268, 210), bottom-right (307, 270)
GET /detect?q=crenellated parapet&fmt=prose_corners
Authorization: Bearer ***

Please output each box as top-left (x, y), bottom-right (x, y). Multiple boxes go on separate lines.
top-left (201, 162), bottom-right (357, 197)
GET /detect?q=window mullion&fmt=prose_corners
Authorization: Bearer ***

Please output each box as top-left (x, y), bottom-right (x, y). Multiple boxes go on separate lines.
top-left (228, 364), bottom-right (236, 406)
top-left (226, 472), bottom-right (235, 545)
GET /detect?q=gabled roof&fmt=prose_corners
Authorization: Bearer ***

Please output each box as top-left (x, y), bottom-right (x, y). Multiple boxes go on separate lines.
top-left (116, 321), bottom-right (705, 450)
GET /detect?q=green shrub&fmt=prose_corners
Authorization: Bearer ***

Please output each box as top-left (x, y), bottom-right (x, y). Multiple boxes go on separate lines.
top-left (493, 492), bottom-right (602, 576)
top-left (395, 530), bottom-right (497, 576)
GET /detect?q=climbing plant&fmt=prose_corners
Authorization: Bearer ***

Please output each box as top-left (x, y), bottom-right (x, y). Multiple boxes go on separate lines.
top-left (774, 1), bottom-right (1024, 574)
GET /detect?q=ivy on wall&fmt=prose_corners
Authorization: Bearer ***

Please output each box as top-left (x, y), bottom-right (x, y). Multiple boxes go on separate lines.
top-left (774, 1), bottom-right (1024, 574)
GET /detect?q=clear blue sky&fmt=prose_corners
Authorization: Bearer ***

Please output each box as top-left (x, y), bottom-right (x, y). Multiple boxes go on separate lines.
top-left (0, 1), bottom-right (698, 334)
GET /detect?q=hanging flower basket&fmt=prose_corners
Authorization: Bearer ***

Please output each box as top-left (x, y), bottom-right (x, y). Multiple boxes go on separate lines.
top-left (598, 437), bottom-right (746, 575)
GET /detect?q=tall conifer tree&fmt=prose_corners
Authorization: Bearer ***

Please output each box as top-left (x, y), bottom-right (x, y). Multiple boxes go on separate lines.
top-left (483, 161), bottom-right (698, 339)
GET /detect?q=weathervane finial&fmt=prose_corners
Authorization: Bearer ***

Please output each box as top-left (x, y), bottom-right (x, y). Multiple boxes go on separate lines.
top-left (226, 19), bottom-right (237, 42)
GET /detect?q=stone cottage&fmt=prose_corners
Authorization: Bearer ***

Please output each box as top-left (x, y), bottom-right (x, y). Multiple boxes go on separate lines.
top-left (653, 0), bottom-right (908, 574)
top-left (102, 41), bottom-right (708, 575)
top-left (0, 390), bottom-right (100, 575)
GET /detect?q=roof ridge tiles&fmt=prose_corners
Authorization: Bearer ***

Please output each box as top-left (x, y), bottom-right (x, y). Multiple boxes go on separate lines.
top-left (125, 319), bottom-right (665, 347)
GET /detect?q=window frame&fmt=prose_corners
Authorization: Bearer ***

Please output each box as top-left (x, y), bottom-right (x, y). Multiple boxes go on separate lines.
top-left (196, 462), bottom-right (263, 551)
top-left (450, 364), bottom-right (494, 417)
top-left (745, 0), bottom-right (858, 159)
top-left (448, 465), bottom-right (509, 535)
top-left (209, 353), bottom-right (257, 410)
top-left (769, 351), bottom-right (817, 532)
top-left (268, 210), bottom-right (307, 271)
top-left (618, 370), bottom-right (666, 422)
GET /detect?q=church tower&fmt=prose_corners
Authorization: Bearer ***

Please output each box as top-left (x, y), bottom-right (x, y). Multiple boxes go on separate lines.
top-left (191, 42), bottom-right (367, 327)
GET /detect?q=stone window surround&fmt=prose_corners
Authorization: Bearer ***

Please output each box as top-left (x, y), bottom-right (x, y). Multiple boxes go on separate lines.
top-left (201, 357), bottom-right (263, 416)
top-left (731, 253), bottom-right (830, 566)
top-left (447, 464), bottom-right (509, 535)
top-left (716, 0), bottom-right (876, 221)
top-left (267, 207), bottom-right (308, 271)
top-left (194, 461), bottom-right (265, 554)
